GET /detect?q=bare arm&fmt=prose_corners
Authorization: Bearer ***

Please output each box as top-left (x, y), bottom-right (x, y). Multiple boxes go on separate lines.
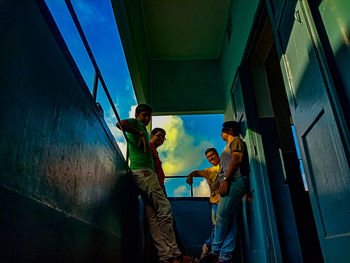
top-left (186, 170), bottom-right (202, 185)
top-left (117, 120), bottom-right (140, 135)
top-left (116, 119), bottom-right (147, 152)
top-left (219, 152), bottom-right (243, 196)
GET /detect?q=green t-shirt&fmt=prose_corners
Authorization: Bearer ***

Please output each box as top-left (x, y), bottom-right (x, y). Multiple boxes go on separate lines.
top-left (125, 118), bottom-right (154, 170)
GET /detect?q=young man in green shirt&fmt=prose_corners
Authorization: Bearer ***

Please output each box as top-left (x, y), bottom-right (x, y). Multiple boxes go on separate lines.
top-left (117, 104), bottom-right (182, 263)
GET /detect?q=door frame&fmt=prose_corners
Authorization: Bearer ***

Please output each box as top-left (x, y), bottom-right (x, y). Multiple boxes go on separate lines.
top-left (264, 0), bottom-right (350, 262)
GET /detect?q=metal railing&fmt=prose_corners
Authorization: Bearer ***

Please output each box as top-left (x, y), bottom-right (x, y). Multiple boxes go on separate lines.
top-left (164, 176), bottom-right (194, 197)
top-left (63, 0), bottom-right (129, 162)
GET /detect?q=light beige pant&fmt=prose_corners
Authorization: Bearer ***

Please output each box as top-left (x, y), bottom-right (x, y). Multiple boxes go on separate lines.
top-left (132, 169), bottom-right (181, 261)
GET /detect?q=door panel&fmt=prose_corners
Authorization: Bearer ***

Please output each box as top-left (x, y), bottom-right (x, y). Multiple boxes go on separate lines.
top-left (231, 68), bottom-right (282, 263)
top-left (268, 0), bottom-right (285, 24)
top-left (276, 1), bottom-right (350, 262)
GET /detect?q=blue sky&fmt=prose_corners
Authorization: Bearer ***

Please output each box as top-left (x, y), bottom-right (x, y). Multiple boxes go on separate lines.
top-left (45, 0), bottom-right (226, 196)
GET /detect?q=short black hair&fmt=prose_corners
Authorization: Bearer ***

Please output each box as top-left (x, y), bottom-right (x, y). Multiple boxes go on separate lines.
top-left (222, 121), bottom-right (240, 136)
top-left (205, 148), bottom-right (218, 156)
top-left (135, 104), bottom-right (153, 115)
top-left (151, 127), bottom-right (166, 137)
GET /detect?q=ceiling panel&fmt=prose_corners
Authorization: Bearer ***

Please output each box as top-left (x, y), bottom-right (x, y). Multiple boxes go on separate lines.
top-left (142, 0), bottom-right (231, 60)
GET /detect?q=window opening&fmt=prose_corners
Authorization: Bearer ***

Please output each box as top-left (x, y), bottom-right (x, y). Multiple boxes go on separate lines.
top-left (152, 114), bottom-right (225, 197)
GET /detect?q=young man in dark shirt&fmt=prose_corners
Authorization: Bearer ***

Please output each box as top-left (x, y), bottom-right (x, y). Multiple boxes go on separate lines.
top-left (201, 121), bottom-right (249, 263)
top-left (117, 104), bottom-right (181, 263)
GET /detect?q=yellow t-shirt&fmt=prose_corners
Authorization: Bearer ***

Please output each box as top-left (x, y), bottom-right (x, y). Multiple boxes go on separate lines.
top-left (197, 164), bottom-right (220, 204)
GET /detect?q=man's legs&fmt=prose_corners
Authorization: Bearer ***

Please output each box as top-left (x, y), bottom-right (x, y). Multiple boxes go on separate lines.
top-left (144, 201), bottom-right (171, 260)
top-left (212, 176), bottom-right (248, 261)
top-left (202, 203), bottom-right (218, 258)
top-left (205, 204), bottom-right (218, 248)
top-left (133, 169), bottom-right (181, 260)
top-left (217, 205), bottom-right (239, 261)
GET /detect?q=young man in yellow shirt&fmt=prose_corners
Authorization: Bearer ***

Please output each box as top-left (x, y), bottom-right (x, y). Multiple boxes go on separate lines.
top-left (186, 148), bottom-right (220, 256)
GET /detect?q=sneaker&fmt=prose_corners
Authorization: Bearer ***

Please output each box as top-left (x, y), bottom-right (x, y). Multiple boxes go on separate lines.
top-left (201, 244), bottom-right (211, 258)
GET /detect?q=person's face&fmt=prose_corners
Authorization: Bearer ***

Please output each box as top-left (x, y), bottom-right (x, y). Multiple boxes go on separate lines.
top-left (221, 131), bottom-right (229, 141)
top-left (136, 111), bottom-right (152, 126)
top-left (205, 151), bottom-right (220, 166)
top-left (221, 128), bottom-right (233, 141)
top-left (151, 131), bottom-right (166, 147)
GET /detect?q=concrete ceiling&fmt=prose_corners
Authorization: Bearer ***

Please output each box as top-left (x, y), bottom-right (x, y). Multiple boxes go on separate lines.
top-left (111, 0), bottom-right (230, 114)
top-left (142, 0), bottom-right (231, 60)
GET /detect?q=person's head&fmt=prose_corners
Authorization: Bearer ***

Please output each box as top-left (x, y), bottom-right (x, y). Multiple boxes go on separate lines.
top-left (150, 128), bottom-right (166, 148)
top-left (221, 121), bottom-right (240, 141)
top-left (205, 148), bottom-right (220, 166)
top-left (135, 104), bottom-right (152, 126)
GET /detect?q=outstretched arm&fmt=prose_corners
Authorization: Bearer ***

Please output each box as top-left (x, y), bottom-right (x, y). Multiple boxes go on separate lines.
top-left (186, 171), bottom-right (201, 185)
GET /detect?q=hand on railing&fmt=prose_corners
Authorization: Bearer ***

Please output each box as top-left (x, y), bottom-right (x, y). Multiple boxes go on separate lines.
top-left (165, 176), bottom-right (194, 197)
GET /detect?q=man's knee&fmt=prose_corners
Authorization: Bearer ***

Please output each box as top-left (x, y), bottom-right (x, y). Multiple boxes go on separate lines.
top-left (215, 214), bottom-right (230, 226)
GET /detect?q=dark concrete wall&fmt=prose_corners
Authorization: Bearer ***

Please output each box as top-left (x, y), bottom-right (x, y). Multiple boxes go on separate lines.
top-left (0, 1), bottom-right (143, 262)
top-left (169, 198), bottom-right (212, 257)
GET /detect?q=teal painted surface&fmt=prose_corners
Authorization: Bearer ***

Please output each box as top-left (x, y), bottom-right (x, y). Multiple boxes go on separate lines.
top-left (268, 0), bottom-right (285, 24)
top-left (258, 118), bottom-right (303, 262)
top-left (112, 0), bottom-right (260, 115)
top-left (230, 69), bottom-right (283, 263)
top-left (317, 0), bottom-right (350, 122)
top-left (0, 1), bottom-right (146, 261)
top-left (220, 0), bottom-right (260, 98)
top-left (111, 0), bottom-right (149, 103)
top-left (150, 59), bottom-right (224, 114)
top-left (142, 0), bottom-right (231, 60)
top-left (169, 198), bottom-right (213, 257)
top-left (0, 186), bottom-right (129, 263)
top-left (275, 1), bottom-right (350, 262)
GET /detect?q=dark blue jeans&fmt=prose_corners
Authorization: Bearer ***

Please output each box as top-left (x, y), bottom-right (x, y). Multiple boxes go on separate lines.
top-left (212, 176), bottom-right (248, 260)
top-left (205, 203), bottom-right (218, 247)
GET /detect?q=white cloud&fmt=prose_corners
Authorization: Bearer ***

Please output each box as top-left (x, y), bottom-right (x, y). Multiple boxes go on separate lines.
top-left (72, 0), bottom-right (107, 24)
top-left (173, 185), bottom-right (189, 197)
top-left (125, 78), bottom-right (133, 91)
top-left (104, 103), bottom-right (130, 159)
top-left (152, 116), bottom-right (213, 176)
top-left (128, 105), bottom-right (137, 118)
top-left (193, 180), bottom-right (210, 197)
top-left (116, 141), bottom-right (127, 158)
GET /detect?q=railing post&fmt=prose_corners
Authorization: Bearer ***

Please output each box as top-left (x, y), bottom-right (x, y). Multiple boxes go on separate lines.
top-left (190, 185), bottom-right (193, 197)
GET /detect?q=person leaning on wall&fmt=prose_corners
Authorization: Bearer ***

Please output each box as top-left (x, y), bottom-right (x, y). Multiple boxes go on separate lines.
top-left (200, 121), bottom-right (250, 263)
top-left (116, 104), bottom-right (183, 263)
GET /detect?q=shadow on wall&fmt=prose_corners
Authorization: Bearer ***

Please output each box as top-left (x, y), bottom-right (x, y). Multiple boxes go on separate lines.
top-left (308, 0), bottom-right (350, 128)
top-left (0, 1), bottom-right (146, 262)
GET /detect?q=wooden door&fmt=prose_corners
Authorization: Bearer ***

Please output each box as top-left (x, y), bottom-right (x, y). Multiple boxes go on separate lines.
top-left (270, 1), bottom-right (350, 262)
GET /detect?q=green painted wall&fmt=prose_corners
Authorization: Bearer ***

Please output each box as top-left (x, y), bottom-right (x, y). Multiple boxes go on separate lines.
top-left (150, 59), bottom-right (224, 114)
top-left (219, 0), bottom-right (260, 104)
top-left (111, 0), bottom-right (150, 103)
top-left (317, 0), bottom-right (350, 115)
